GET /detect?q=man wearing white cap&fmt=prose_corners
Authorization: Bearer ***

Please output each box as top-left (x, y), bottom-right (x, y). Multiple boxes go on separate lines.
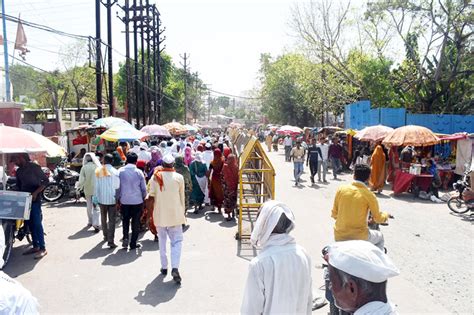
top-left (241, 201), bottom-right (312, 314)
top-left (137, 142), bottom-right (151, 162)
top-left (327, 240), bottom-right (400, 314)
top-left (202, 142), bottom-right (214, 169)
top-left (147, 154), bottom-right (186, 284)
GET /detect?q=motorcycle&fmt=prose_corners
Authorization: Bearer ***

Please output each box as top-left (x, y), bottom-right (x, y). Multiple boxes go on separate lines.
top-left (321, 215), bottom-right (392, 315)
top-left (42, 163), bottom-right (80, 202)
top-left (447, 169), bottom-right (473, 214)
top-left (0, 178), bottom-right (32, 268)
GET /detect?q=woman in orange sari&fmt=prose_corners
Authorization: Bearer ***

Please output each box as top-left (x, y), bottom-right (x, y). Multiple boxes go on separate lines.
top-left (369, 144), bottom-right (386, 193)
top-left (209, 148), bottom-right (225, 214)
top-left (387, 146), bottom-right (400, 183)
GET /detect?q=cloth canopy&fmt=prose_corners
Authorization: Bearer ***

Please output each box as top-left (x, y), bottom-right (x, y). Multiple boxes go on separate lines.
top-left (140, 125), bottom-right (171, 137)
top-left (99, 125), bottom-right (148, 142)
top-left (382, 125), bottom-right (440, 147)
top-left (355, 125), bottom-right (394, 142)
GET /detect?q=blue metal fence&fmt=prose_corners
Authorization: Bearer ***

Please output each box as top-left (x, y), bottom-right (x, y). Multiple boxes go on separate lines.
top-left (344, 101), bottom-right (474, 133)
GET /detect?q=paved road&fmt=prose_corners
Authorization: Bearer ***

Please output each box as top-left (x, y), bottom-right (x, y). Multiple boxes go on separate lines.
top-left (4, 147), bottom-right (473, 314)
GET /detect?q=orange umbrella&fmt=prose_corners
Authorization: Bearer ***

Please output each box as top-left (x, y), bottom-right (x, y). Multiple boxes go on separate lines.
top-left (163, 122), bottom-right (188, 135)
top-left (382, 125), bottom-right (440, 147)
top-left (355, 125), bottom-right (394, 142)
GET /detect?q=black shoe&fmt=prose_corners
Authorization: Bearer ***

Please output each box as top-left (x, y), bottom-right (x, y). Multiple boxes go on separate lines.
top-left (160, 268), bottom-right (168, 276)
top-left (122, 238), bottom-right (129, 248)
top-left (171, 268), bottom-right (181, 283)
top-left (154, 235), bottom-right (159, 242)
top-left (108, 242), bottom-right (118, 249)
top-left (130, 243), bottom-right (142, 250)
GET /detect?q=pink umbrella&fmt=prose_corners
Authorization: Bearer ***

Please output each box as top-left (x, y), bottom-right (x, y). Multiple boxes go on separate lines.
top-left (354, 125), bottom-right (394, 142)
top-left (277, 125), bottom-right (303, 136)
top-left (140, 124), bottom-right (172, 137)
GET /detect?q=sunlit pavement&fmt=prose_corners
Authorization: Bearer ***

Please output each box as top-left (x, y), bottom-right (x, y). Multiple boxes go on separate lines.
top-left (4, 146), bottom-right (471, 313)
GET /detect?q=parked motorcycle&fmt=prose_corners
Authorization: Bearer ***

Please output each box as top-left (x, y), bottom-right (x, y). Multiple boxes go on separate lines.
top-left (42, 164), bottom-right (80, 202)
top-left (1, 178), bottom-right (32, 268)
top-left (447, 170), bottom-right (473, 214)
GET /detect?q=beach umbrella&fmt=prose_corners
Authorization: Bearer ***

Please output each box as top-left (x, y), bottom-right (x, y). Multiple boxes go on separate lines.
top-left (355, 125), bottom-right (394, 142)
top-left (277, 125), bottom-right (303, 135)
top-left (0, 125), bottom-right (66, 189)
top-left (92, 117), bottom-right (132, 129)
top-left (100, 125), bottom-right (148, 142)
top-left (382, 125), bottom-right (440, 147)
top-left (140, 124), bottom-right (171, 137)
top-left (163, 122), bottom-right (188, 135)
top-left (0, 125), bottom-right (66, 156)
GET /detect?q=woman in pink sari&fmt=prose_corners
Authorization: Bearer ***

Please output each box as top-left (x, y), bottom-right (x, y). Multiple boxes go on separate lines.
top-left (184, 146), bottom-right (194, 166)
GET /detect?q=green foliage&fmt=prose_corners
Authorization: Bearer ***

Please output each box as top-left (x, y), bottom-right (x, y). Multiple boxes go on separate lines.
top-left (116, 51), bottom-right (205, 124)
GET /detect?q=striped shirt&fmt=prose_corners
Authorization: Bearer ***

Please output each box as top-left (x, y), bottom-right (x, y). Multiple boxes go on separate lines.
top-left (94, 164), bottom-right (120, 205)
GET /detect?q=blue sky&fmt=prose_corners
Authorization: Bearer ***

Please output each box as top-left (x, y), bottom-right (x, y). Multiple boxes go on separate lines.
top-left (3, 0), bottom-right (297, 96)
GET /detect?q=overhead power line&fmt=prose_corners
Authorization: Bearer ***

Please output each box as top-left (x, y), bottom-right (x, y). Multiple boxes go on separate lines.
top-left (206, 88), bottom-right (262, 100)
top-left (1, 13), bottom-right (89, 40)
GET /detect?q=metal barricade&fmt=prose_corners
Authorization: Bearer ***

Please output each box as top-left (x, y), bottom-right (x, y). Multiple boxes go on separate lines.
top-left (232, 135), bottom-right (275, 240)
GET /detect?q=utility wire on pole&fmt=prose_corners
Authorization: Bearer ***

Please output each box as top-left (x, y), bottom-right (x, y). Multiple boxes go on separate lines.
top-left (180, 53), bottom-right (189, 124)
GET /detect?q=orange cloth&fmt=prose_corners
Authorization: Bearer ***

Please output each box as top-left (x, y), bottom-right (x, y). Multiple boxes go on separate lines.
top-left (153, 166), bottom-right (176, 191)
top-left (369, 145), bottom-right (386, 191)
top-left (117, 146), bottom-right (126, 161)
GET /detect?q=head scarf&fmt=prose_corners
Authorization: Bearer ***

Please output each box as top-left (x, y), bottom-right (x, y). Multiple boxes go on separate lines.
top-left (197, 144), bottom-right (204, 152)
top-left (149, 150), bottom-right (162, 168)
top-left (250, 200), bottom-right (296, 248)
top-left (82, 152), bottom-right (101, 168)
top-left (212, 148), bottom-right (223, 168)
top-left (184, 146), bottom-right (194, 166)
top-left (223, 146), bottom-right (232, 159)
top-left (222, 154), bottom-right (239, 190)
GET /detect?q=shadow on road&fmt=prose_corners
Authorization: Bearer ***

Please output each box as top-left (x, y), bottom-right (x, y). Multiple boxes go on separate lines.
top-left (236, 239), bottom-right (257, 262)
top-left (47, 200), bottom-right (86, 209)
top-left (2, 244), bottom-right (41, 277)
top-left (134, 274), bottom-right (180, 307)
top-left (102, 247), bottom-right (142, 266)
top-left (68, 226), bottom-right (94, 240)
top-left (80, 241), bottom-right (110, 260)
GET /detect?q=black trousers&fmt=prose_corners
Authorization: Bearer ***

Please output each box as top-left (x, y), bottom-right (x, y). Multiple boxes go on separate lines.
top-left (121, 203), bottom-right (143, 247)
top-left (309, 159), bottom-right (319, 179)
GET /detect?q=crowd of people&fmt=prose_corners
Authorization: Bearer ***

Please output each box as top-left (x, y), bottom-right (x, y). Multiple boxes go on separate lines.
top-left (74, 133), bottom-right (240, 282)
top-left (5, 127), bottom-right (407, 314)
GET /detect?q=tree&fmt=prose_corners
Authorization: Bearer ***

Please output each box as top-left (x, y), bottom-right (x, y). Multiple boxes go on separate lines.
top-left (9, 64), bottom-right (42, 102)
top-left (60, 40), bottom-right (96, 109)
top-left (366, 0), bottom-right (473, 113)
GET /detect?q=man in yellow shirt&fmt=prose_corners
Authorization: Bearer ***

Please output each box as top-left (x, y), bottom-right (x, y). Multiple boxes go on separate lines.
top-left (147, 154), bottom-right (186, 284)
top-left (331, 164), bottom-right (390, 250)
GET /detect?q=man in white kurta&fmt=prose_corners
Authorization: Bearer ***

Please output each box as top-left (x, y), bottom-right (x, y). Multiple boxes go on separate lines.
top-left (148, 154), bottom-right (186, 283)
top-left (241, 201), bottom-right (312, 315)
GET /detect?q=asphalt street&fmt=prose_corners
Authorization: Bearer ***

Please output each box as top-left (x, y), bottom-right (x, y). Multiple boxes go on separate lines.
top-left (3, 147), bottom-right (473, 314)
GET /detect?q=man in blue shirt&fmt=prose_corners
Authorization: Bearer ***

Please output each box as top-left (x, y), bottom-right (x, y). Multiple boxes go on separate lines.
top-left (95, 154), bottom-right (120, 248)
top-left (117, 152), bottom-right (147, 249)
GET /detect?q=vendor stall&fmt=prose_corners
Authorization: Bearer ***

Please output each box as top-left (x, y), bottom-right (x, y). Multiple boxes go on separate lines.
top-left (383, 125), bottom-right (441, 197)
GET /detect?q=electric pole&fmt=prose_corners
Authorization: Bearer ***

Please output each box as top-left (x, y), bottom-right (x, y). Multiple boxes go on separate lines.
top-left (105, 0), bottom-right (117, 117)
top-left (95, 0), bottom-right (103, 118)
top-left (180, 53), bottom-right (189, 124)
top-left (1, 0), bottom-right (11, 102)
top-left (118, 0), bottom-right (131, 122)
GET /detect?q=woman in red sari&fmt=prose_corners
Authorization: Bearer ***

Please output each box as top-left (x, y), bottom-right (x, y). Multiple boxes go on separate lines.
top-left (222, 154), bottom-right (239, 221)
top-left (209, 148), bottom-right (225, 213)
top-left (387, 146), bottom-right (400, 183)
